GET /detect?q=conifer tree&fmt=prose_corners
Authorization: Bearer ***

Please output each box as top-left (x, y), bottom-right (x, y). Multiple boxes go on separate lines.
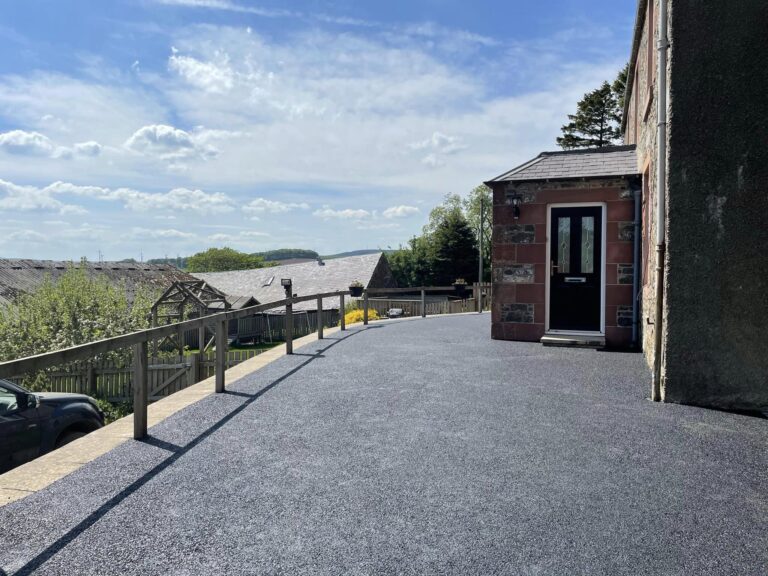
top-left (557, 81), bottom-right (622, 149)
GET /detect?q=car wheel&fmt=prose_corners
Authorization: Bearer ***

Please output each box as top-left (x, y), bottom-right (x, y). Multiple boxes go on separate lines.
top-left (55, 431), bottom-right (87, 448)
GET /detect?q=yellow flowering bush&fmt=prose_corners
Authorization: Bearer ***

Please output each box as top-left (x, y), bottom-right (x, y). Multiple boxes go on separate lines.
top-left (342, 308), bottom-right (380, 325)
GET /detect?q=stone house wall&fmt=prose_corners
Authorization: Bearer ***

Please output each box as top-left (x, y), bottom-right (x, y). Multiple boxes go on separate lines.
top-left (625, 0), bottom-right (662, 375)
top-left (625, 0), bottom-right (768, 411)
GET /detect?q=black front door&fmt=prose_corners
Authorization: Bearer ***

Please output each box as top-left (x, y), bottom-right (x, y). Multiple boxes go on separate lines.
top-left (549, 206), bottom-right (603, 332)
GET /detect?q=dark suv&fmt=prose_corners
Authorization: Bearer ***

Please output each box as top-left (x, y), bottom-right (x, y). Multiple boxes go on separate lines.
top-left (0, 379), bottom-right (105, 474)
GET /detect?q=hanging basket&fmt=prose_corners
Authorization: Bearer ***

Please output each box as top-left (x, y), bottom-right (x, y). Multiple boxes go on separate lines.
top-left (349, 285), bottom-right (364, 297)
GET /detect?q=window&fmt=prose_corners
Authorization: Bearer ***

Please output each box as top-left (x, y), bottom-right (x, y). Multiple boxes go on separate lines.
top-left (581, 217), bottom-right (595, 273)
top-left (262, 275), bottom-right (275, 287)
top-left (642, 163), bottom-right (652, 286)
top-left (0, 384), bottom-right (19, 416)
top-left (557, 217), bottom-right (571, 274)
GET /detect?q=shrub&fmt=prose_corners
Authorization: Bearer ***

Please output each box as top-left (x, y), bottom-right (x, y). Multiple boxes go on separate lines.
top-left (341, 308), bottom-right (380, 326)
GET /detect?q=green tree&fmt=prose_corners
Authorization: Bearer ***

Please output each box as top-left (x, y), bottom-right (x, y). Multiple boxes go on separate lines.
top-left (0, 264), bottom-right (155, 389)
top-left (186, 247), bottom-right (270, 273)
top-left (388, 235), bottom-right (434, 287)
top-left (612, 63), bottom-right (629, 116)
top-left (429, 207), bottom-right (478, 285)
top-left (389, 189), bottom-right (488, 286)
top-left (462, 185), bottom-right (492, 282)
top-left (557, 81), bottom-right (622, 149)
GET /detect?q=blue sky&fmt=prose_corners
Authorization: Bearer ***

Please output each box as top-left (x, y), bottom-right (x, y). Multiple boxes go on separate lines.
top-left (0, 0), bottom-right (636, 260)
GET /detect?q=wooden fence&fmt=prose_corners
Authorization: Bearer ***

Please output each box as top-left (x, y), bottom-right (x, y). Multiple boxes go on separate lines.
top-left (366, 297), bottom-right (488, 318)
top-left (180, 310), bottom-right (339, 349)
top-left (10, 349), bottom-right (265, 402)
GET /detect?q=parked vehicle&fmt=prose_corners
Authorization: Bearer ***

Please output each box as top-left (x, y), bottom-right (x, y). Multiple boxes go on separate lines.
top-left (387, 308), bottom-right (405, 318)
top-left (0, 379), bottom-right (105, 474)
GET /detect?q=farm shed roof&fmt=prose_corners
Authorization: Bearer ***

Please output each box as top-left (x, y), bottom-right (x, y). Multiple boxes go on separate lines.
top-left (0, 259), bottom-right (196, 307)
top-left (193, 252), bottom-right (396, 311)
top-left (486, 145), bottom-right (638, 183)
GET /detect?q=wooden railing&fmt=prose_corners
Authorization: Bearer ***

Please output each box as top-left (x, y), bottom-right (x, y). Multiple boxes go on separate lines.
top-left (362, 283), bottom-right (492, 323)
top-left (0, 284), bottom-right (491, 440)
top-left (0, 290), bottom-right (349, 440)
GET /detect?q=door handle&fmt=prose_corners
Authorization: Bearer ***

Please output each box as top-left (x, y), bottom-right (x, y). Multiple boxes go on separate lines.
top-left (551, 261), bottom-right (559, 276)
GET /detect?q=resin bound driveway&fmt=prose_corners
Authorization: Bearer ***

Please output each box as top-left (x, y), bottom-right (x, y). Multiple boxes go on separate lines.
top-left (1, 314), bottom-right (766, 575)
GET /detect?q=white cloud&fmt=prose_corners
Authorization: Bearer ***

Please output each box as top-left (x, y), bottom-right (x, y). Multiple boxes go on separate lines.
top-left (60, 223), bottom-right (107, 240)
top-left (73, 141), bottom-right (102, 157)
top-left (408, 131), bottom-right (466, 154)
top-left (0, 179), bottom-right (235, 216)
top-left (0, 130), bottom-right (102, 161)
top-left (243, 198), bottom-right (310, 214)
top-left (408, 131), bottom-right (466, 168)
top-left (124, 124), bottom-right (216, 161)
top-left (421, 154), bottom-right (443, 168)
top-left (169, 52), bottom-right (234, 94)
top-left (111, 187), bottom-right (234, 214)
top-left (6, 229), bottom-right (47, 243)
top-left (0, 179), bottom-right (86, 214)
top-left (312, 206), bottom-right (371, 220)
top-left (383, 205), bottom-right (420, 219)
top-left (154, 0), bottom-right (298, 18)
top-left (65, 183), bottom-right (234, 214)
top-left (125, 227), bottom-right (195, 240)
top-left (0, 130), bottom-right (54, 156)
top-left (207, 229), bottom-right (270, 246)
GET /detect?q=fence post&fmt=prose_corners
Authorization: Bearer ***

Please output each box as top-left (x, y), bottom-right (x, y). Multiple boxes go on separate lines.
top-left (87, 363), bottom-right (97, 397)
top-left (133, 340), bottom-right (148, 440)
top-left (177, 325), bottom-right (185, 357)
top-left (317, 296), bottom-right (324, 339)
top-left (421, 289), bottom-right (426, 318)
top-left (340, 293), bottom-right (346, 331)
top-left (188, 353), bottom-right (199, 387)
top-left (215, 317), bottom-right (227, 393)
top-left (285, 299), bottom-right (293, 354)
top-left (198, 325), bottom-right (206, 353)
top-left (363, 291), bottom-right (369, 325)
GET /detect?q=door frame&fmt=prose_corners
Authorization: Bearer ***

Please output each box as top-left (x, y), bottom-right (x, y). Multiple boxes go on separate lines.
top-left (545, 202), bottom-right (607, 335)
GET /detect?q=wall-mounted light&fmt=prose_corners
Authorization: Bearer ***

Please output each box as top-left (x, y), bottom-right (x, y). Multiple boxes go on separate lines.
top-left (280, 278), bottom-right (292, 288)
top-left (511, 196), bottom-right (521, 220)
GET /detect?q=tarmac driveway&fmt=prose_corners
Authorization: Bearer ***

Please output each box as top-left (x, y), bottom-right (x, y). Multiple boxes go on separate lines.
top-left (0, 314), bottom-right (766, 575)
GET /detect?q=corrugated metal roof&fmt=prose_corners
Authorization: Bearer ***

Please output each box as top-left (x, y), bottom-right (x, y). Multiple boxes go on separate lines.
top-left (194, 253), bottom-right (392, 311)
top-left (0, 259), bottom-right (196, 306)
top-left (486, 145), bottom-right (639, 183)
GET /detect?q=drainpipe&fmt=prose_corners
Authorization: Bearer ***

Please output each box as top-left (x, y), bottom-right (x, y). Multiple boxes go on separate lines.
top-left (652, 0), bottom-right (669, 402)
top-left (631, 181), bottom-right (641, 348)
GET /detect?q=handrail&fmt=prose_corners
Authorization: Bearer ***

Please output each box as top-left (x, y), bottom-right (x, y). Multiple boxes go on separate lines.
top-left (0, 284), bottom-right (486, 439)
top-left (0, 291), bottom-right (349, 379)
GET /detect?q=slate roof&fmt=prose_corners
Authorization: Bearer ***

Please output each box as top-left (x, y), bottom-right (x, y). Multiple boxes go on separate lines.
top-left (486, 145), bottom-right (639, 183)
top-left (0, 259), bottom-right (196, 307)
top-left (193, 253), bottom-right (394, 311)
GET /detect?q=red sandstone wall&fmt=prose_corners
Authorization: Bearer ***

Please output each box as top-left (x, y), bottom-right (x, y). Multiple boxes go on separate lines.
top-left (491, 178), bottom-right (636, 348)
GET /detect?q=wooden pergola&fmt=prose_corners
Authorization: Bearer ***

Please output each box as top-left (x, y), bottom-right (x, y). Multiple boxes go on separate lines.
top-left (151, 281), bottom-right (231, 354)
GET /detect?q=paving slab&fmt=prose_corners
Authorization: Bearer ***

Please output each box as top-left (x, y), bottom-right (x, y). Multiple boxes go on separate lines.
top-left (0, 314), bottom-right (766, 575)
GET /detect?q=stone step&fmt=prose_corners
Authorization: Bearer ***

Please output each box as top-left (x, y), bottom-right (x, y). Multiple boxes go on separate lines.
top-left (540, 334), bottom-right (605, 348)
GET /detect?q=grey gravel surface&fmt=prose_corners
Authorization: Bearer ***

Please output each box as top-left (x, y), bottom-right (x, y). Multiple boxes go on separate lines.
top-left (1, 315), bottom-right (766, 575)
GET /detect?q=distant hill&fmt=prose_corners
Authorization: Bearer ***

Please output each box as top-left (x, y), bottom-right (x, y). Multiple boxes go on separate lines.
top-left (145, 249), bottom-right (387, 270)
top-left (321, 249), bottom-right (384, 260)
top-left (254, 249), bottom-right (319, 262)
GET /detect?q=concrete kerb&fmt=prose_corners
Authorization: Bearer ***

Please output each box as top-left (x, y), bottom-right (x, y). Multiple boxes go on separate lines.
top-left (0, 311), bottom-right (482, 506)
